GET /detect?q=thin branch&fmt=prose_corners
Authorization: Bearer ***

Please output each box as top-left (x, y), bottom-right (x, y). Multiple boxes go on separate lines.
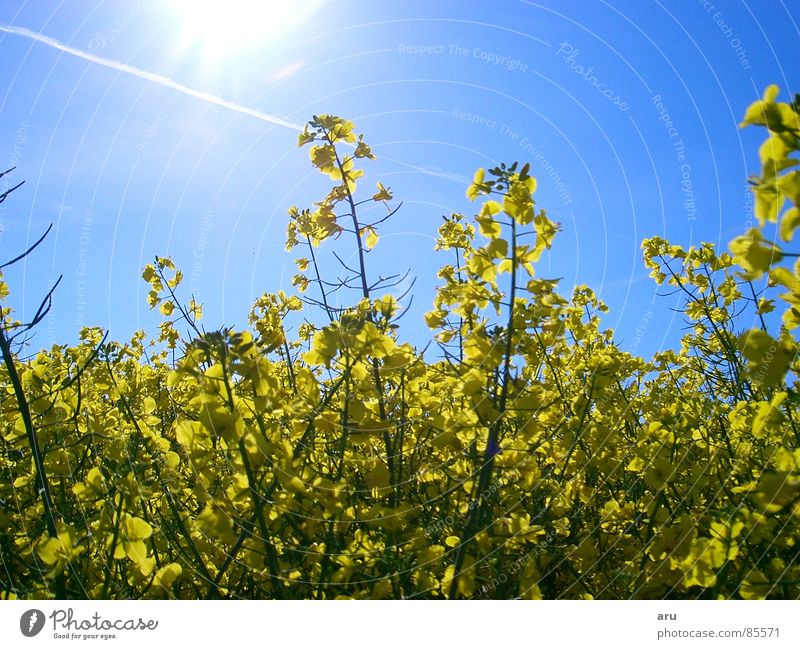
top-left (1, 223), bottom-right (53, 269)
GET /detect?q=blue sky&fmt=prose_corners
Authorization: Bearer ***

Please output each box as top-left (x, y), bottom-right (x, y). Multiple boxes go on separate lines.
top-left (0, 0), bottom-right (797, 358)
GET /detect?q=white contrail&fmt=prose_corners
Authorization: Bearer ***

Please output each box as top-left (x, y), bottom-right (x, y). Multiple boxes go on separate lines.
top-left (0, 23), bottom-right (303, 131)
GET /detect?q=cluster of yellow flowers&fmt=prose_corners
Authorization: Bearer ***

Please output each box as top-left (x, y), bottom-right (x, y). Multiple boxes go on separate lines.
top-left (1, 94), bottom-right (799, 600)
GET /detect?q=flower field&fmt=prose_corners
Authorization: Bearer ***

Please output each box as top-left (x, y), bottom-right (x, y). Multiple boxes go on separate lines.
top-left (1, 88), bottom-right (799, 600)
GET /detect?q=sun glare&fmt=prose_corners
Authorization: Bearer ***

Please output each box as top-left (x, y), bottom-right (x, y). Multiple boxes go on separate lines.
top-left (171, 0), bottom-right (322, 59)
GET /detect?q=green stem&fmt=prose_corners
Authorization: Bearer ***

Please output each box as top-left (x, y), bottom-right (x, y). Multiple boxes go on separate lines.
top-left (449, 216), bottom-right (518, 599)
top-left (0, 325), bottom-right (66, 599)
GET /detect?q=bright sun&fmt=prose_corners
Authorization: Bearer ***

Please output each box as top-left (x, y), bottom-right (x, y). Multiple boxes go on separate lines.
top-left (170, 0), bottom-right (323, 59)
